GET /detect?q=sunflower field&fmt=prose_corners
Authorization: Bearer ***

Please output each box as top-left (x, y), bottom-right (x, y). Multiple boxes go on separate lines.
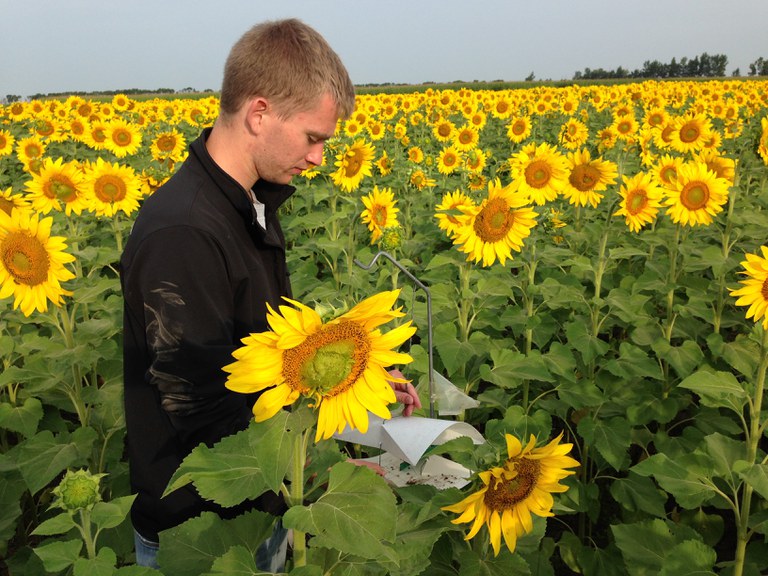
top-left (2, 79), bottom-right (768, 575)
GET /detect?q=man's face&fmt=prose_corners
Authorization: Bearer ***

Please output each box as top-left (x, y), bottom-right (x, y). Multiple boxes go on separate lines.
top-left (253, 93), bottom-right (338, 185)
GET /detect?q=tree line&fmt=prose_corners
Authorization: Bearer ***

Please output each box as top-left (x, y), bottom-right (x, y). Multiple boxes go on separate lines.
top-left (573, 53), bottom-right (768, 80)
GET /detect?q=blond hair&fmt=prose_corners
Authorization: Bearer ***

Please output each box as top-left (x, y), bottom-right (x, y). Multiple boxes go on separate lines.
top-left (219, 19), bottom-right (355, 120)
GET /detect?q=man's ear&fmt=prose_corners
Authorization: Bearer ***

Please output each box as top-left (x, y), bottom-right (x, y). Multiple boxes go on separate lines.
top-left (245, 97), bottom-right (269, 134)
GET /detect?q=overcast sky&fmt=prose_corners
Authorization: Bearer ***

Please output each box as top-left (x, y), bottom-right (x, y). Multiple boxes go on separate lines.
top-left (2, 0), bottom-right (766, 98)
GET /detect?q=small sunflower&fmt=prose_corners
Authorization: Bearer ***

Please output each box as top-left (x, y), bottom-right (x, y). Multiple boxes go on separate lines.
top-left (82, 158), bottom-right (144, 217)
top-left (663, 162), bottom-right (729, 227)
top-left (150, 129), bottom-right (187, 163)
top-left (435, 189), bottom-right (476, 239)
top-left (509, 142), bottom-right (569, 206)
top-left (453, 125), bottom-right (480, 151)
top-left (729, 245), bottom-right (768, 329)
top-left (224, 290), bottom-right (416, 442)
top-left (452, 178), bottom-right (538, 267)
top-left (332, 139), bottom-right (375, 193)
top-left (103, 118), bottom-right (143, 158)
top-left (360, 186), bottom-right (400, 244)
top-left (437, 146), bottom-right (463, 175)
top-left (506, 115), bottom-right (532, 144)
top-left (614, 172), bottom-right (664, 233)
top-left (0, 129), bottom-right (16, 157)
top-left (558, 118), bottom-right (589, 150)
top-left (0, 209), bottom-right (76, 316)
top-left (0, 187), bottom-right (31, 216)
top-left (25, 157), bottom-right (88, 215)
top-left (561, 149), bottom-right (618, 208)
top-left (668, 112), bottom-right (714, 154)
top-left (442, 432), bottom-right (579, 556)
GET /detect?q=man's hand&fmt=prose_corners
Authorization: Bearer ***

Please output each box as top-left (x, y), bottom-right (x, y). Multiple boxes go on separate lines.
top-left (388, 369), bottom-right (422, 417)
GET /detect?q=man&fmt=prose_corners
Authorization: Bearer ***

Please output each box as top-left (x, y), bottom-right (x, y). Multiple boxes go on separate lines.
top-left (120, 19), bottom-right (419, 570)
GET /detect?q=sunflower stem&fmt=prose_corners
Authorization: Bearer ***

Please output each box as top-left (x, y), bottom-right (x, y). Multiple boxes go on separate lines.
top-left (733, 327), bottom-right (768, 576)
top-left (289, 429), bottom-right (309, 567)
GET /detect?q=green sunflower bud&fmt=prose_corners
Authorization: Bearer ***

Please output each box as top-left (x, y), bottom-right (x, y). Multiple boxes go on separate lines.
top-left (378, 226), bottom-right (403, 251)
top-left (52, 469), bottom-right (105, 513)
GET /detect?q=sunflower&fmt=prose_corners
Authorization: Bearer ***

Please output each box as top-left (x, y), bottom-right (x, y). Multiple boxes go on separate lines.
top-left (464, 148), bottom-right (487, 174)
top-left (509, 142), bottom-right (569, 206)
top-left (376, 150), bottom-right (393, 177)
top-left (506, 115), bottom-right (532, 144)
top-left (437, 146), bottom-right (463, 175)
top-left (653, 154), bottom-right (684, 191)
top-left (0, 129), bottom-right (15, 157)
top-left (442, 432), bottom-right (579, 556)
top-left (82, 158), bottom-right (144, 217)
top-left (663, 162), bottom-right (729, 227)
top-left (453, 125), bottom-right (480, 151)
top-left (103, 118), bottom-right (143, 158)
top-left (407, 146), bottom-right (425, 164)
top-left (452, 178), bottom-right (538, 267)
top-left (668, 112), bottom-right (713, 154)
top-left (25, 157), bottom-right (88, 215)
top-left (224, 290), bottom-right (416, 442)
top-left (150, 129), bottom-right (187, 163)
top-left (409, 169), bottom-right (436, 191)
top-left (366, 120), bottom-right (386, 141)
top-left (0, 209), bottom-right (76, 316)
top-left (360, 186), bottom-right (400, 244)
top-left (332, 139), bottom-right (375, 192)
top-left (561, 149), bottom-right (618, 208)
top-left (757, 117), bottom-right (768, 165)
top-left (729, 245), bottom-right (768, 329)
top-left (435, 189), bottom-right (475, 239)
top-left (0, 187), bottom-right (30, 216)
top-left (613, 172), bottom-right (664, 233)
top-left (558, 118), bottom-right (589, 150)
top-left (693, 149), bottom-right (736, 183)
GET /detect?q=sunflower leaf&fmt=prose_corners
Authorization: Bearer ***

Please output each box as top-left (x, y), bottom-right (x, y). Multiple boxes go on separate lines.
top-left (282, 461), bottom-right (398, 563)
top-left (164, 412), bottom-right (295, 507)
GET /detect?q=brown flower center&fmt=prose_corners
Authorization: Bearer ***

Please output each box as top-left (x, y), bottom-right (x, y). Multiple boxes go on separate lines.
top-left (2, 231), bottom-right (50, 286)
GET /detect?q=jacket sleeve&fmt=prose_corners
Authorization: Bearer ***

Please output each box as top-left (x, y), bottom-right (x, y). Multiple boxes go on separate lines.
top-left (125, 224), bottom-right (249, 443)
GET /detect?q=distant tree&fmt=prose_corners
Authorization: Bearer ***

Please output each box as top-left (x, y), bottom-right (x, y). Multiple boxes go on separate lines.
top-left (749, 57), bottom-right (768, 76)
top-left (732, 68), bottom-right (741, 77)
top-left (525, 71), bottom-right (535, 82)
top-left (5, 94), bottom-right (21, 103)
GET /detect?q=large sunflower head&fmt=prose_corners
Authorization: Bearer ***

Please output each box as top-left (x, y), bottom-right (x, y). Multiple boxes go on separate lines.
top-left (224, 290), bottom-right (416, 442)
top-left (83, 158), bottom-right (145, 217)
top-left (663, 161), bottom-right (729, 227)
top-left (24, 157), bottom-right (88, 216)
top-left (452, 178), bottom-right (538, 267)
top-left (729, 245), bottom-right (768, 329)
top-left (442, 432), bottom-right (579, 556)
top-left (0, 209), bottom-right (76, 316)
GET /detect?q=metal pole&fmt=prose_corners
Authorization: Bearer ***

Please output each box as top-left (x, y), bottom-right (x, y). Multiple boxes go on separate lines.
top-left (354, 251), bottom-right (436, 418)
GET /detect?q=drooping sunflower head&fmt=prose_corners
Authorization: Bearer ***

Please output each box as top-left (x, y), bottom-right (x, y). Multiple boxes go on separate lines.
top-left (224, 290), bottom-right (417, 442)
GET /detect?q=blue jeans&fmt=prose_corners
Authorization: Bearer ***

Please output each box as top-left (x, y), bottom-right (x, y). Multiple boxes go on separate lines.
top-left (134, 519), bottom-right (288, 571)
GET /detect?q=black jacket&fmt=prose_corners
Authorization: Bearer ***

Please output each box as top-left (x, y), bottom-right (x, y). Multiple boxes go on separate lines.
top-left (120, 128), bottom-right (293, 541)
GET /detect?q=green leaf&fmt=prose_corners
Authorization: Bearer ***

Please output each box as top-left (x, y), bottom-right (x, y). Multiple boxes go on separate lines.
top-left (611, 519), bottom-right (674, 575)
top-left (159, 510), bottom-right (277, 575)
top-left (652, 339), bottom-right (703, 379)
top-left (33, 539), bottom-right (83, 573)
top-left (632, 454), bottom-right (716, 509)
top-left (658, 539), bottom-right (716, 575)
top-left (722, 336), bottom-right (761, 378)
top-left (703, 433), bottom-right (745, 479)
top-left (16, 428), bottom-right (96, 495)
top-left (577, 416), bottom-right (631, 471)
top-left (90, 495), bottom-right (137, 531)
top-left (609, 472), bottom-right (667, 517)
top-left (31, 512), bottom-right (77, 536)
top-left (203, 545), bottom-right (258, 575)
top-left (603, 342), bottom-right (664, 381)
top-left (165, 413), bottom-right (295, 507)
top-left (479, 349), bottom-right (554, 388)
top-left (73, 546), bottom-right (117, 576)
top-left (0, 397), bottom-right (43, 438)
top-left (564, 321), bottom-right (609, 364)
top-left (677, 370), bottom-right (747, 413)
top-left (282, 462), bottom-right (398, 562)
top-left (0, 471), bottom-right (27, 554)
top-left (735, 462), bottom-right (768, 502)
top-left (457, 547), bottom-right (531, 576)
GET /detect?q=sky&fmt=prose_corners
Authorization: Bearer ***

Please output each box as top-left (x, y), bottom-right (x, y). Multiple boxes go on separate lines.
top-left (1, 0), bottom-right (767, 99)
